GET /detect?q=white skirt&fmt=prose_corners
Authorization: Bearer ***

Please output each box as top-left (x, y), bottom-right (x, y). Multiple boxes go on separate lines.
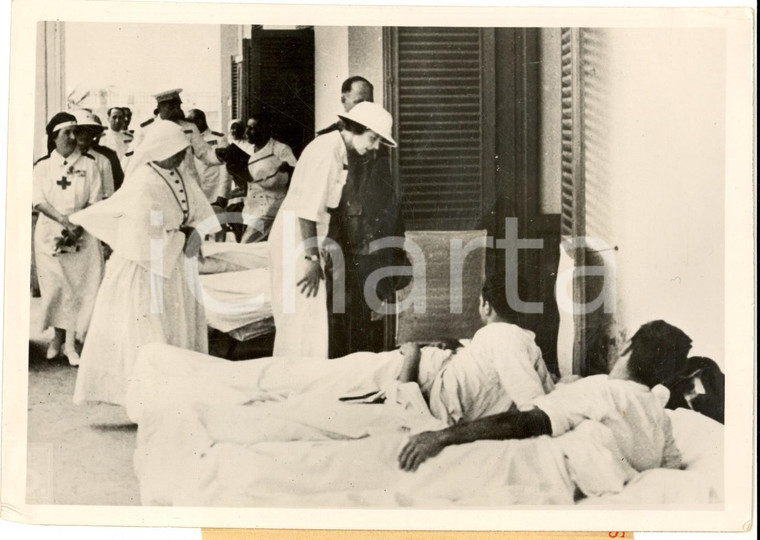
top-left (268, 211), bottom-right (328, 359)
top-left (34, 215), bottom-right (104, 335)
top-left (74, 254), bottom-right (208, 406)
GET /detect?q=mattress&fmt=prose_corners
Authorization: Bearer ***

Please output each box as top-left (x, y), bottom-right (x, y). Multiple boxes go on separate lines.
top-left (200, 269), bottom-right (274, 340)
top-left (198, 241), bottom-right (275, 341)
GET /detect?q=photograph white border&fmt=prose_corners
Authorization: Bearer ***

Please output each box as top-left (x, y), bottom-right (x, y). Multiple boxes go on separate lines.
top-left (2, 0), bottom-right (755, 532)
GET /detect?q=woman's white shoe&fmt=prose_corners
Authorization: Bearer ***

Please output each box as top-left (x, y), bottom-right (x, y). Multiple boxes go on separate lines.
top-left (64, 346), bottom-right (80, 367)
top-left (46, 341), bottom-right (62, 360)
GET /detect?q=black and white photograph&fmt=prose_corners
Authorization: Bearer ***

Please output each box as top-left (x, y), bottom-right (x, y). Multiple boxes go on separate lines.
top-left (1, 0), bottom-right (755, 534)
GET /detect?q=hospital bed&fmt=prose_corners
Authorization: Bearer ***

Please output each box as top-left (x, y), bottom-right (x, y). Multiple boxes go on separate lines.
top-left (127, 344), bottom-right (724, 508)
top-left (198, 242), bottom-right (274, 357)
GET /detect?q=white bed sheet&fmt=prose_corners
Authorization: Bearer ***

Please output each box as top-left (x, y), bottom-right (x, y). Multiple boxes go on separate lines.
top-left (197, 241), bottom-right (274, 339)
top-left (127, 345), bottom-right (724, 508)
top-left (199, 241), bottom-right (270, 274)
top-left (201, 268), bottom-right (272, 337)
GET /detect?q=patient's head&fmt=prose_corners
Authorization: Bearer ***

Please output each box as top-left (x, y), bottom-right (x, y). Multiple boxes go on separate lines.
top-left (621, 320), bottom-right (693, 388)
top-left (480, 273), bottom-right (515, 325)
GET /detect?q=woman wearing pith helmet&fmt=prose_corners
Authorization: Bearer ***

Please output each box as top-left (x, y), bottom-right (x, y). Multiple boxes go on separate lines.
top-left (267, 101), bottom-right (397, 359)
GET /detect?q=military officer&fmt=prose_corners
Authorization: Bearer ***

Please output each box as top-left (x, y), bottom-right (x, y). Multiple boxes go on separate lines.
top-left (99, 107), bottom-right (134, 164)
top-left (130, 89), bottom-right (224, 194)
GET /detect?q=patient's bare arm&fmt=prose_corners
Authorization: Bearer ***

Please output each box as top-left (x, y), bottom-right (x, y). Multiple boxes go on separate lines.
top-left (398, 404), bottom-right (552, 472)
top-left (397, 342), bottom-right (422, 383)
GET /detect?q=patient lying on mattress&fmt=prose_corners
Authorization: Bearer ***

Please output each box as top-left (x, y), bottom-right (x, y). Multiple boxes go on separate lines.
top-left (129, 277), bottom-right (560, 503)
top-left (395, 278), bottom-right (555, 425)
top-left (129, 302), bottom-right (696, 506)
top-left (398, 320), bottom-right (686, 481)
top-left (128, 282), bottom-right (554, 434)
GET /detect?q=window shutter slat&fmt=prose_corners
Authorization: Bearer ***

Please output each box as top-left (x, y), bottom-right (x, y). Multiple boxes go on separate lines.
top-left (396, 27), bottom-right (484, 231)
top-left (559, 28), bottom-right (585, 239)
top-left (230, 56), bottom-right (242, 121)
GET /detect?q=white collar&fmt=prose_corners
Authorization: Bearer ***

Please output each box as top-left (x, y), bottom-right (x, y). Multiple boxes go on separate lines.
top-left (51, 149), bottom-right (81, 167)
top-left (251, 138), bottom-right (274, 156)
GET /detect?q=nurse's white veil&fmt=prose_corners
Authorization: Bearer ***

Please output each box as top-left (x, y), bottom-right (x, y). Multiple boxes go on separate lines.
top-left (125, 120), bottom-right (190, 178)
top-left (71, 119), bottom-right (193, 268)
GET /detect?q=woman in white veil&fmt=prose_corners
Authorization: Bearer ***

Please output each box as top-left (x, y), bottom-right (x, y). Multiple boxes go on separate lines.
top-left (70, 120), bottom-right (221, 407)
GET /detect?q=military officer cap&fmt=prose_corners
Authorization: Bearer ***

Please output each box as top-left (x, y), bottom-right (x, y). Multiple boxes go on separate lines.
top-left (154, 88), bottom-right (183, 104)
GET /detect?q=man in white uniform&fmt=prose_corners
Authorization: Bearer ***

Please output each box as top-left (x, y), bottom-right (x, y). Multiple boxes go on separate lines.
top-left (185, 108), bottom-right (230, 205)
top-left (132, 89), bottom-right (224, 199)
top-left (99, 107), bottom-right (133, 164)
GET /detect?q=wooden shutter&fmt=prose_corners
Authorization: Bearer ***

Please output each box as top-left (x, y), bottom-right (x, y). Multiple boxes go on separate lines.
top-left (394, 27), bottom-right (489, 231)
top-left (230, 56), bottom-right (242, 121)
top-left (560, 28), bottom-right (585, 239)
top-left (241, 37), bottom-right (253, 121)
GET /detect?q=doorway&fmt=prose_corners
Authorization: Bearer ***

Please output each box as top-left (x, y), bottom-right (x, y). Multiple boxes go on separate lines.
top-left (246, 25), bottom-right (315, 157)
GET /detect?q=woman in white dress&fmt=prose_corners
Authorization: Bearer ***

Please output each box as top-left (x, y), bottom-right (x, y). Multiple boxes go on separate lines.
top-left (33, 112), bottom-right (104, 365)
top-left (268, 102), bottom-right (397, 359)
top-left (70, 120), bottom-right (220, 406)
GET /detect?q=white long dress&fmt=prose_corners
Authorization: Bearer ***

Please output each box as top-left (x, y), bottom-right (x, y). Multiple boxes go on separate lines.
top-left (268, 130), bottom-right (348, 358)
top-left (70, 162), bottom-right (219, 406)
top-left (32, 150), bottom-right (104, 335)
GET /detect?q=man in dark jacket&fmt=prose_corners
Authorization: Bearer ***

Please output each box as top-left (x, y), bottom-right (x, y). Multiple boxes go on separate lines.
top-left (321, 77), bottom-right (410, 357)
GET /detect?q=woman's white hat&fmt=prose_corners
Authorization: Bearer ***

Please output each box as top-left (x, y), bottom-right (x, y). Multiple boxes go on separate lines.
top-left (338, 102), bottom-right (397, 147)
top-left (71, 109), bottom-right (105, 130)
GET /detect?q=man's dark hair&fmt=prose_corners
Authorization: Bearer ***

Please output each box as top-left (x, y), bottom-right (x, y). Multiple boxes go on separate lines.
top-left (107, 107), bottom-right (123, 117)
top-left (186, 108), bottom-right (209, 133)
top-left (623, 320), bottom-right (692, 388)
top-left (44, 111), bottom-right (77, 154)
top-left (480, 271), bottom-right (513, 322)
top-left (247, 112), bottom-right (273, 142)
top-left (341, 76), bottom-right (373, 95)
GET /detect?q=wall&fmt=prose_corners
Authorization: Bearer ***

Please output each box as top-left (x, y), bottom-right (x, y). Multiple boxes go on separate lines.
top-left (313, 26), bottom-right (384, 131)
top-left (348, 26), bottom-right (384, 108)
top-left (582, 29), bottom-right (726, 367)
top-left (34, 22), bottom-right (66, 161)
top-left (219, 24), bottom-right (242, 133)
top-left (314, 27), bottom-right (349, 131)
top-left (539, 28), bottom-right (561, 215)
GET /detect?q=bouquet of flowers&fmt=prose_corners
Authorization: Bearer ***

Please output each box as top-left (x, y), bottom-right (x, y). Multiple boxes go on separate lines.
top-left (53, 226), bottom-right (85, 255)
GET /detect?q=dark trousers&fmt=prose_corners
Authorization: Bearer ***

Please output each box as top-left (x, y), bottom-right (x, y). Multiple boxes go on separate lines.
top-left (326, 254), bottom-right (385, 359)
top-left (225, 202), bottom-right (246, 243)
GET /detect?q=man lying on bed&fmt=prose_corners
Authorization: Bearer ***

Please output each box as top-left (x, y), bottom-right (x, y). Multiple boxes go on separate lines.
top-left (126, 274), bottom-right (555, 430)
top-left (130, 276), bottom-right (561, 505)
top-left (131, 320), bottom-right (693, 507)
top-left (133, 324), bottom-right (691, 508)
top-left (398, 319), bottom-right (686, 476)
top-left (396, 275), bottom-right (555, 426)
